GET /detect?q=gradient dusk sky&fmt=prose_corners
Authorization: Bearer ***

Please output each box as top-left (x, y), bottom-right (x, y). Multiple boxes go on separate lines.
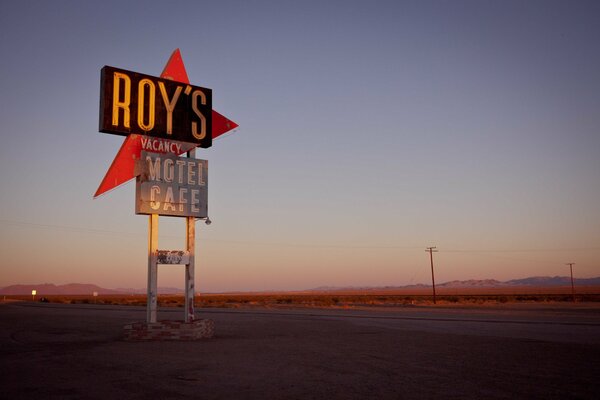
top-left (0, 0), bottom-right (599, 292)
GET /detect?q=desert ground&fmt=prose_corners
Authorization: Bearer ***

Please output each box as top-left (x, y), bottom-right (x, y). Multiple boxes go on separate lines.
top-left (1, 300), bottom-right (599, 399)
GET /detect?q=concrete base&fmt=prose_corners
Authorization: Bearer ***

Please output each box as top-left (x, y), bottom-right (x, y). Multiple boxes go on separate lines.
top-left (123, 319), bottom-right (214, 341)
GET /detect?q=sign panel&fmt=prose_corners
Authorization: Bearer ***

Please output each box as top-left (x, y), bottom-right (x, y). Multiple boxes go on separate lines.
top-left (135, 151), bottom-right (207, 218)
top-left (93, 134), bottom-right (197, 198)
top-left (95, 50), bottom-right (238, 198)
top-left (157, 250), bottom-right (191, 265)
top-left (99, 66), bottom-right (212, 148)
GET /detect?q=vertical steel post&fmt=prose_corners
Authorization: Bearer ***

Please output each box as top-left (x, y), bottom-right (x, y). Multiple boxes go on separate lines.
top-left (426, 247), bottom-right (438, 304)
top-left (566, 263), bottom-right (575, 302)
top-left (185, 216), bottom-right (195, 322)
top-left (185, 148), bottom-right (196, 322)
top-left (147, 214), bottom-right (158, 323)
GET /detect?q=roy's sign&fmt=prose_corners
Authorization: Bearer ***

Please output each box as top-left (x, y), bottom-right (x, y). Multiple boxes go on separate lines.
top-left (99, 66), bottom-right (212, 148)
top-left (135, 151), bottom-right (208, 218)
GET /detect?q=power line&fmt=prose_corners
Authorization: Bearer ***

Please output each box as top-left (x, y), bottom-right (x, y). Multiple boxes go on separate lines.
top-left (445, 248), bottom-right (600, 253)
top-left (1, 218), bottom-right (599, 254)
top-left (0, 219), bottom-right (178, 240)
top-left (0, 219), bottom-right (140, 237)
top-left (204, 238), bottom-right (423, 249)
top-left (445, 251), bottom-right (572, 267)
top-left (0, 219), bottom-right (424, 249)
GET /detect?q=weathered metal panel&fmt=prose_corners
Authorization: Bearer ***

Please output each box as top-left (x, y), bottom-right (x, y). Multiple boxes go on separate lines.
top-left (157, 250), bottom-right (190, 265)
top-left (135, 151), bottom-right (208, 218)
top-left (99, 65), bottom-right (212, 148)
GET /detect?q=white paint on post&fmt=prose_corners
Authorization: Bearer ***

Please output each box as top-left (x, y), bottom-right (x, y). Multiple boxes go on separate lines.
top-left (185, 148), bottom-right (196, 323)
top-left (147, 213), bottom-right (159, 323)
top-left (185, 216), bottom-right (195, 322)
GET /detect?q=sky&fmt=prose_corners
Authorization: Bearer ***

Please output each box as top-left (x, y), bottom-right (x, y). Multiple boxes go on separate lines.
top-left (0, 0), bottom-right (599, 292)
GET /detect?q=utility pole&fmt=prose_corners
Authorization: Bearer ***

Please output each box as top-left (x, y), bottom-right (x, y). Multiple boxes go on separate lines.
top-left (566, 263), bottom-right (575, 302)
top-left (426, 247), bottom-right (438, 304)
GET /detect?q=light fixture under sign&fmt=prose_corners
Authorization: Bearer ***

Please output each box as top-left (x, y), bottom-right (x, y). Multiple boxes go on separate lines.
top-left (197, 216), bottom-right (212, 225)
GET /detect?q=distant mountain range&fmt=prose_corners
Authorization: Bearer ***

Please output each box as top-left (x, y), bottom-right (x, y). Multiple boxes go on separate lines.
top-left (311, 276), bottom-right (600, 292)
top-left (441, 276), bottom-right (600, 287)
top-left (1, 276), bottom-right (598, 295)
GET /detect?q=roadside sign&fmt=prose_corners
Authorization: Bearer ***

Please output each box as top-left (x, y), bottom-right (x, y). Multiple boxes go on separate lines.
top-left (135, 151), bottom-right (207, 218)
top-left (93, 134), bottom-right (197, 198)
top-left (96, 49), bottom-right (237, 326)
top-left (94, 49), bottom-right (237, 198)
top-left (99, 66), bottom-right (212, 148)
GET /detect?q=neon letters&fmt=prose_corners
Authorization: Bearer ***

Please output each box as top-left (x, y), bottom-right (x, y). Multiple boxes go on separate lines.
top-left (99, 66), bottom-right (212, 148)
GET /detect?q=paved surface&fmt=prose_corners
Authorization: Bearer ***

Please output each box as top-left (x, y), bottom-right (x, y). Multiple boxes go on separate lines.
top-left (1, 301), bottom-right (599, 399)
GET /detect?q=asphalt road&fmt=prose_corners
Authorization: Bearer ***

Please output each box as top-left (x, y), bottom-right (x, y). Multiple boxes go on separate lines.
top-left (1, 301), bottom-right (599, 399)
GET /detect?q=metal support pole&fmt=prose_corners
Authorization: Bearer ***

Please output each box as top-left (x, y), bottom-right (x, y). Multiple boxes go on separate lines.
top-left (426, 247), bottom-right (438, 304)
top-left (566, 263), bottom-right (575, 302)
top-left (147, 214), bottom-right (158, 323)
top-left (185, 216), bottom-right (195, 322)
top-left (185, 148), bottom-right (196, 323)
